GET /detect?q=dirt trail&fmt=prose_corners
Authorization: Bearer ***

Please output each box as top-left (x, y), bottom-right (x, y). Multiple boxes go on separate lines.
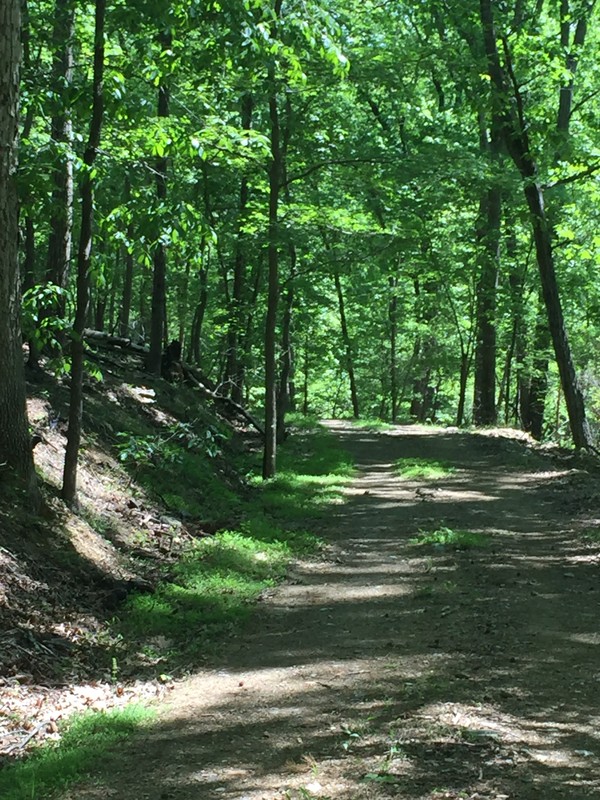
top-left (63, 423), bottom-right (600, 800)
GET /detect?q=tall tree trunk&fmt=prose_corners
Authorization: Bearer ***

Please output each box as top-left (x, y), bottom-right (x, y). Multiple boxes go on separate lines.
top-left (334, 268), bottom-right (360, 418)
top-left (44, 0), bottom-right (74, 300)
top-left (118, 179), bottom-right (134, 336)
top-left (473, 117), bottom-right (501, 426)
top-left (479, 0), bottom-right (593, 448)
top-left (62, 0), bottom-right (105, 504)
top-left (389, 274), bottom-right (399, 422)
top-left (0, 0), bottom-right (39, 502)
top-left (225, 93), bottom-right (253, 403)
top-left (189, 245), bottom-right (209, 365)
top-left (147, 30), bottom-right (171, 375)
top-left (456, 350), bottom-right (471, 427)
top-left (263, 39), bottom-right (282, 479)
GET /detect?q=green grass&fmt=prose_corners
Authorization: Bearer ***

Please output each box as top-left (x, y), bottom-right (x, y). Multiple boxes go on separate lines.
top-left (252, 422), bottom-right (355, 522)
top-left (119, 420), bottom-right (352, 662)
top-left (0, 706), bottom-right (154, 800)
top-left (411, 526), bottom-right (488, 550)
top-left (395, 457), bottom-right (455, 480)
top-left (121, 526), bottom-right (301, 652)
top-left (581, 528), bottom-right (600, 542)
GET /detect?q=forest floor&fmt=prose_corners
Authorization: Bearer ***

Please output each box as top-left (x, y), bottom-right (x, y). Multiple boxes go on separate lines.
top-left (54, 420), bottom-right (600, 800)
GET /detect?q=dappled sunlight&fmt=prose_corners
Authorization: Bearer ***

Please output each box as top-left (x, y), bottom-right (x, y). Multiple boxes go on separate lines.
top-left (56, 424), bottom-right (600, 800)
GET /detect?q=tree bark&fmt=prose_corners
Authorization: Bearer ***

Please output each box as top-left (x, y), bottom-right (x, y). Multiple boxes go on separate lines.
top-left (44, 0), bottom-right (74, 299)
top-left (225, 93), bottom-right (253, 403)
top-left (0, 0), bottom-right (38, 501)
top-left (263, 51), bottom-right (282, 479)
top-left (388, 274), bottom-right (399, 422)
top-left (334, 268), bottom-right (360, 419)
top-left (147, 30), bottom-right (171, 375)
top-left (62, 0), bottom-right (105, 504)
top-left (473, 118), bottom-right (501, 426)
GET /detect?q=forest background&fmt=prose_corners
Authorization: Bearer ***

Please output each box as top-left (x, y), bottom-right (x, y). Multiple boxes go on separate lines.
top-left (1, 0), bottom-right (600, 502)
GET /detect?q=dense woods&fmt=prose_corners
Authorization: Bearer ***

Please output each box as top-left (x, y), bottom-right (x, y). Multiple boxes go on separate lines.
top-left (2, 0), bottom-right (600, 495)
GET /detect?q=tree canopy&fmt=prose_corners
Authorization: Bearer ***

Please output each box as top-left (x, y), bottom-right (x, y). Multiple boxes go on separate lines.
top-left (2, 0), bottom-right (600, 493)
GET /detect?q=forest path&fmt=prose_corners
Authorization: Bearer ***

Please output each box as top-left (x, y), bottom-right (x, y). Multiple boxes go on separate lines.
top-left (63, 423), bottom-right (600, 800)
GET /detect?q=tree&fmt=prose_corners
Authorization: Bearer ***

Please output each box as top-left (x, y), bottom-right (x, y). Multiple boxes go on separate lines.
top-left (479, 0), bottom-right (594, 448)
top-left (0, 0), bottom-right (38, 501)
top-left (62, 0), bottom-right (106, 504)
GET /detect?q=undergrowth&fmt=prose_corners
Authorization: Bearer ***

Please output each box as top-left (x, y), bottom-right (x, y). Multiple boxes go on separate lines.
top-left (117, 416), bottom-right (352, 664)
top-left (0, 707), bottom-right (154, 800)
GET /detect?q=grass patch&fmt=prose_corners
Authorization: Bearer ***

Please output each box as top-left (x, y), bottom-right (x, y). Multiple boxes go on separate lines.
top-left (395, 457), bottom-right (455, 480)
top-left (252, 421), bottom-right (354, 522)
top-left (411, 526), bottom-right (488, 550)
top-left (581, 528), bottom-right (600, 542)
top-left (120, 423), bottom-right (351, 663)
top-left (0, 706), bottom-right (153, 800)
top-left (121, 527), bottom-right (295, 654)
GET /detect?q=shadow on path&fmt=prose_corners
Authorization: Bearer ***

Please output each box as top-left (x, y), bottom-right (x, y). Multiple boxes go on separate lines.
top-left (62, 423), bottom-right (600, 800)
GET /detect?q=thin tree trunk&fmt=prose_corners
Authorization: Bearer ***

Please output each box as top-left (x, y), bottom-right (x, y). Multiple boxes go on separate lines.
top-left (334, 268), bottom-right (360, 418)
top-left (225, 93), bottom-right (253, 403)
top-left (147, 30), bottom-right (171, 375)
top-left (522, 303), bottom-right (550, 439)
top-left (118, 178), bottom-right (134, 336)
top-left (189, 243), bottom-right (209, 365)
top-left (263, 41), bottom-right (282, 479)
top-left (456, 350), bottom-right (471, 427)
top-left (277, 254), bottom-right (295, 442)
top-left (62, 0), bottom-right (105, 505)
top-left (302, 332), bottom-right (309, 416)
top-left (45, 0), bottom-right (74, 299)
top-left (389, 274), bottom-right (399, 422)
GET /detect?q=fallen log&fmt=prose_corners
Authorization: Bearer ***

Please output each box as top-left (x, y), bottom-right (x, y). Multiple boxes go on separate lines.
top-left (83, 328), bottom-right (148, 353)
top-left (82, 329), bottom-right (264, 437)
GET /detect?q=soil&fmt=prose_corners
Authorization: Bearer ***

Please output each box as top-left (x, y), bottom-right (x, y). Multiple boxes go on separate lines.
top-left (60, 422), bottom-right (600, 800)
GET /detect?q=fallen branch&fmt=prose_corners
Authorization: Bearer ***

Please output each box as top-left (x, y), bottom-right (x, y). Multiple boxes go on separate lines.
top-left (182, 367), bottom-right (265, 437)
top-left (4, 719), bottom-right (56, 754)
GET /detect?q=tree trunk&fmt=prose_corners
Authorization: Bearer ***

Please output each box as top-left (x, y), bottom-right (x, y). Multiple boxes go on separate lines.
top-left (263, 50), bottom-right (282, 479)
top-left (473, 117), bottom-right (501, 427)
top-left (523, 309), bottom-right (550, 440)
top-left (389, 274), bottom-right (399, 422)
top-left (0, 0), bottom-right (39, 502)
top-left (225, 93), bottom-right (253, 403)
top-left (276, 254), bottom-right (295, 442)
top-left (523, 182), bottom-right (591, 446)
top-left (190, 248), bottom-right (209, 365)
top-left (62, 0), bottom-right (105, 505)
top-left (147, 31), bottom-right (171, 375)
top-left (456, 350), bottom-right (470, 427)
top-left (44, 0), bottom-right (74, 301)
top-left (334, 268), bottom-right (360, 418)
top-left (118, 178), bottom-right (134, 336)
